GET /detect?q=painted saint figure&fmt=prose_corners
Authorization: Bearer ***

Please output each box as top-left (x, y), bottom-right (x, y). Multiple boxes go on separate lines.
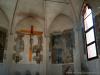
top-left (15, 33), bottom-right (24, 53)
top-left (14, 33), bottom-right (24, 63)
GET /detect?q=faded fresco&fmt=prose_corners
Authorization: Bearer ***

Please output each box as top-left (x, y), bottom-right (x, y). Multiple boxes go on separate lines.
top-left (50, 29), bottom-right (74, 64)
top-left (13, 26), bottom-right (43, 64)
top-left (62, 64), bottom-right (74, 75)
top-left (62, 30), bottom-right (74, 63)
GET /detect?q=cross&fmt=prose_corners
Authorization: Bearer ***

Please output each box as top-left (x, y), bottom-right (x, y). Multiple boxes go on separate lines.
top-left (16, 25), bottom-right (43, 62)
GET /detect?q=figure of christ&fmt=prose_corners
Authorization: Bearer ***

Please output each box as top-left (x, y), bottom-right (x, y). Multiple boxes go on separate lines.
top-left (16, 26), bottom-right (43, 63)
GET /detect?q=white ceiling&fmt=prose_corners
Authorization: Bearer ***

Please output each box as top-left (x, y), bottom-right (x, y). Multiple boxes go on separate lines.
top-left (1, 0), bottom-right (99, 34)
top-left (0, 0), bottom-right (17, 24)
top-left (0, 0), bottom-right (99, 24)
top-left (0, 0), bottom-right (83, 25)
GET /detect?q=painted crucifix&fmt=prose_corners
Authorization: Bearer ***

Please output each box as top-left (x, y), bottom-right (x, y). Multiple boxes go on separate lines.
top-left (16, 25), bottom-right (43, 63)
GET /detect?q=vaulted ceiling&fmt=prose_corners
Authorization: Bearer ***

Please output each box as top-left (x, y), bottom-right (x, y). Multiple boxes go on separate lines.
top-left (0, 0), bottom-right (99, 34)
top-left (0, 0), bottom-right (82, 24)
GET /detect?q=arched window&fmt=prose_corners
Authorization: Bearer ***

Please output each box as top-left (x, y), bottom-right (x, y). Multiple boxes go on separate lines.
top-left (82, 2), bottom-right (98, 60)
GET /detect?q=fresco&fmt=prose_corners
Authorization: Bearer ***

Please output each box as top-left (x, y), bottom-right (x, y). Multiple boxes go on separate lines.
top-left (13, 26), bottom-right (43, 64)
top-left (50, 29), bottom-right (74, 64)
top-left (62, 30), bottom-right (74, 63)
top-left (62, 64), bottom-right (74, 75)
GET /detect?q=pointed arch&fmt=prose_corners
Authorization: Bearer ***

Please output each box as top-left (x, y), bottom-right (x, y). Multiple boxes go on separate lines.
top-left (48, 14), bottom-right (73, 34)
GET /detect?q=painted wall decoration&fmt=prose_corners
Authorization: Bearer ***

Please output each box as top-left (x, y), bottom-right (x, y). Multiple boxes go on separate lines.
top-left (62, 64), bottom-right (74, 75)
top-left (50, 29), bottom-right (74, 64)
top-left (13, 26), bottom-right (43, 64)
top-left (51, 34), bottom-right (63, 64)
top-left (62, 30), bottom-right (74, 63)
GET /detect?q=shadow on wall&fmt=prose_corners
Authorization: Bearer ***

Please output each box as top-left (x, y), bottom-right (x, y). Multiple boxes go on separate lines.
top-left (8, 64), bottom-right (45, 75)
top-left (0, 64), bottom-right (100, 75)
top-left (0, 64), bottom-right (44, 75)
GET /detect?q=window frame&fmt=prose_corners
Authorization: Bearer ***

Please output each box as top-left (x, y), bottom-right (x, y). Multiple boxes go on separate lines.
top-left (82, 3), bottom-right (98, 60)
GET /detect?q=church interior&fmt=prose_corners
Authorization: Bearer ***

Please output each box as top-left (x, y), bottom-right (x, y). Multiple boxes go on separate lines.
top-left (0, 0), bottom-right (100, 75)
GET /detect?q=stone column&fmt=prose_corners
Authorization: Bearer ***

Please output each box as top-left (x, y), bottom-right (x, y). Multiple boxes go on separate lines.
top-left (73, 24), bottom-right (81, 74)
top-left (6, 34), bottom-right (15, 64)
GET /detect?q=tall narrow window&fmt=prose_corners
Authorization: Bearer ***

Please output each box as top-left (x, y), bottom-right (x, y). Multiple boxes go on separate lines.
top-left (82, 4), bottom-right (98, 60)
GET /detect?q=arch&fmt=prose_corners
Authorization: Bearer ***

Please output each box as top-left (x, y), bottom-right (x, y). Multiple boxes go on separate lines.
top-left (48, 14), bottom-right (73, 34)
top-left (15, 16), bottom-right (44, 32)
